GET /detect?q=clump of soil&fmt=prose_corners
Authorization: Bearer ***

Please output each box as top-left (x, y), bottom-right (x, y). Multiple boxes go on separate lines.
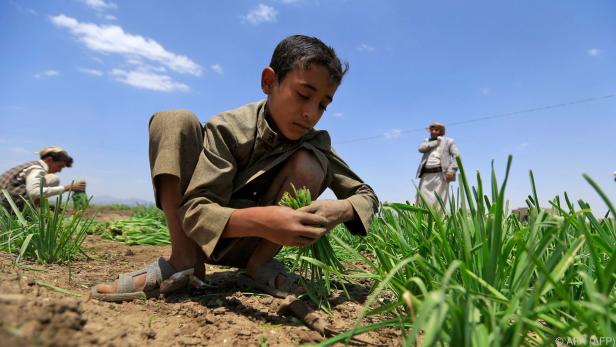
top-left (0, 211), bottom-right (401, 346)
top-left (0, 294), bottom-right (85, 347)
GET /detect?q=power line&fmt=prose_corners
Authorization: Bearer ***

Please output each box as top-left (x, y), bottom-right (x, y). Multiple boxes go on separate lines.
top-left (335, 93), bottom-right (616, 145)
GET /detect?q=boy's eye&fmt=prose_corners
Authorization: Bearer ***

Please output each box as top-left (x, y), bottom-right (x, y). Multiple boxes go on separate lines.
top-left (296, 92), bottom-right (309, 100)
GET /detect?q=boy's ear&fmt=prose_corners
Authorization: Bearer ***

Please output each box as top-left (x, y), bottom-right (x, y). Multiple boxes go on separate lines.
top-left (261, 67), bottom-right (277, 94)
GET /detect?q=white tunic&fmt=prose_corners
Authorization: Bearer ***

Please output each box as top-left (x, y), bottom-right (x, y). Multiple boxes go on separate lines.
top-left (417, 172), bottom-right (449, 212)
top-left (424, 147), bottom-right (442, 168)
top-left (24, 160), bottom-right (65, 199)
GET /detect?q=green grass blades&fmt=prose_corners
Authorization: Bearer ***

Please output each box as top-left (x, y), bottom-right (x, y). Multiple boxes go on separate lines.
top-left (131, 204), bottom-right (167, 224)
top-left (0, 184), bottom-right (92, 264)
top-left (319, 156), bottom-right (615, 346)
top-left (278, 185), bottom-right (347, 312)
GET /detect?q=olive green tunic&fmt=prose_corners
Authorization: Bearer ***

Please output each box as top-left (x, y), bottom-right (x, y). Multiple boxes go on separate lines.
top-left (149, 99), bottom-right (378, 267)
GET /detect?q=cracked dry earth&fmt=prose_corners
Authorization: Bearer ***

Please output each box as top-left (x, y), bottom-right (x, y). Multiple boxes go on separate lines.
top-left (0, 213), bottom-right (402, 347)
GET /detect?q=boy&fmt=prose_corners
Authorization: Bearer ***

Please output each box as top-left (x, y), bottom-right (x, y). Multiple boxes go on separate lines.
top-left (93, 35), bottom-right (378, 301)
top-left (0, 146), bottom-right (86, 211)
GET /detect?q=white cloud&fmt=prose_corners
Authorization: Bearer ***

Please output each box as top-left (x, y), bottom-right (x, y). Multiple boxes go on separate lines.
top-left (357, 43), bottom-right (375, 52)
top-left (34, 70), bottom-right (60, 79)
top-left (481, 87), bottom-right (491, 95)
top-left (90, 56), bottom-right (104, 64)
top-left (126, 59), bottom-right (167, 73)
top-left (587, 48), bottom-right (601, 57)
top-left (50, 14), bottom-right (202, 76)
top-left (126, 58), bottom-right (143, 66)
top-left (79, 67), bottom-right (104, 76)
top-left (333, 112), bottom-right (344, 118)
top-left (210, 64), bottom-right (223, 74)
top-left (243, 4), bottom-right (278, 24)
top-left (111, 68), bottom-right (190, 92)
top-left (516, 142), bottom-right (529, 151)
top-left (384, 128), bottom-right (402, 139)
top-left (278, 0), bottom-right (303, 4)
top-left (103, 14), bottom-right (117, 21)
top-left (80, 0), bottom-right (117, 11)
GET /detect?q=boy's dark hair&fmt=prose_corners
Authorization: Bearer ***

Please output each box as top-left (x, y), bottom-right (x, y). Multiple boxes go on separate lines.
top-left (269, 35), bottom-right (349, 84)
top-left (41, 152), bottom-right (73, 167)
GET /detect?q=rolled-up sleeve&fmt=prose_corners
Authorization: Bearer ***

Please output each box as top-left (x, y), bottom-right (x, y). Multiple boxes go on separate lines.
top-left (179, 118), bottom-right (239, 258)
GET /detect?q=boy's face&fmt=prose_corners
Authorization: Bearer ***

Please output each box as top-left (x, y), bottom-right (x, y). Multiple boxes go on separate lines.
top-left (262, 64), bottom-right (338, 141)
top-left (45, 158), bottom-right (67, 174)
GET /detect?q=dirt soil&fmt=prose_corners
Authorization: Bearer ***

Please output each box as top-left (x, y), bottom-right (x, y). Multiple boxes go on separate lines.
top-left (0, 210), bottom-right (402, 347)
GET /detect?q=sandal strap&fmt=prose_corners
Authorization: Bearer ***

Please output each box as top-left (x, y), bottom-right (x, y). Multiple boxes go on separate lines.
top-left (143, 261), bottom-right (161, 291)
top-left (277, 271), bottom-right (301, 293)
top-left (117, 273), bottom-right (139, 293)
top-left (117, 267), bottom-right (148, 293)
top-left (253, 259), bottom-right (283, 288)
top-left (253, 259), bottom-right (299, 293)
top-left (117, 257), bottom-right (177, 293)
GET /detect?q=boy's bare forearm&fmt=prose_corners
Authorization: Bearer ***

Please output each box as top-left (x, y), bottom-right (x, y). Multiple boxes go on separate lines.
top-left (341, 199), bottom-right (355, 222)
top-left (223, 205), bottom-right (329, 247)
top-left (223, 206), bottom-right (271, 239)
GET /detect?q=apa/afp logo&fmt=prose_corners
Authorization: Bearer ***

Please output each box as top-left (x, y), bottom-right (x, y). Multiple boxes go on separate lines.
top-left (555, 336), bottom-right (615, 346)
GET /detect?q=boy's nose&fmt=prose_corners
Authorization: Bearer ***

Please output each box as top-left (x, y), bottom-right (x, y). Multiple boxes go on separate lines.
top-left (302, 104), bottom-right (319, 122)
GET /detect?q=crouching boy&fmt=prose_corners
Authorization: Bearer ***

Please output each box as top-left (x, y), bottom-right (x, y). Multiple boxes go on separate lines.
top-left (92, 35), bottom-right (378, 301)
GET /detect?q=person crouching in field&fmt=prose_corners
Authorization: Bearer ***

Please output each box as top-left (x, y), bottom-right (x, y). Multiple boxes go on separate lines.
top-left (92, 35), bottom-right (379, 301)
top-left (0, 146), bottom-right (86, 211)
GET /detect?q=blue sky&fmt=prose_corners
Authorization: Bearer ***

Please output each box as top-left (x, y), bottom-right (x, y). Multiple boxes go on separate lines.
top-left (1, 0), bottom-right (615, 213)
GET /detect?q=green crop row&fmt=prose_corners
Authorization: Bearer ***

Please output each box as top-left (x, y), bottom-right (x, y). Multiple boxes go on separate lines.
top-left (0, 184), bottom-right (92, 264)
top-left (94, 216), bottom-right (170, 246)
top-left (318, 156), bottom-right (615, 346)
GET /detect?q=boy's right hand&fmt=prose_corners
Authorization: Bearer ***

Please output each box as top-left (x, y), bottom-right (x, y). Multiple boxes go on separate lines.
top-left (64, 180), bottom-right (87, 192)
top-left (260, 206), bottom-right (329, 247)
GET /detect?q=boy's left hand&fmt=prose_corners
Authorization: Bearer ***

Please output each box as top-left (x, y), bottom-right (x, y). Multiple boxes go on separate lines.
top-left (298, 200), bottom-right (354, 231)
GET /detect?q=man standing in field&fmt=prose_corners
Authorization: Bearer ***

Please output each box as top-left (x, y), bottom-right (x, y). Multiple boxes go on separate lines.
top-left (415, 122), bottom-right (461, 210)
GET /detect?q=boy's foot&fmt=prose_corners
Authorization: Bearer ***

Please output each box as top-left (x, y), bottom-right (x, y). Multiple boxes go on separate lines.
top-left (92, 257), bottom-right (205, 302)
top-left (240, 259), bottom-right (304, 298)
top-left (273, 272), bottom-right (304, 296)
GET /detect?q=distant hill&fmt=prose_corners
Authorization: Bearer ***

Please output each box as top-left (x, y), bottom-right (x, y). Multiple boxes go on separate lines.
top-left (90, 195), bottom-right (154, 206)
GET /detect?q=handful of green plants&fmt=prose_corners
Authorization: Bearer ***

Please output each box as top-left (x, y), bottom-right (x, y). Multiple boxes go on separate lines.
top-left (72, 191), bottom-right (89, 210)
top-left (279, 185), bottom-right (346, 311)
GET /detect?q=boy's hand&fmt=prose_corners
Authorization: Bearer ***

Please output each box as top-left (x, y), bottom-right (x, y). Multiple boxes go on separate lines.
top-left (261, 206), bottom-right (329, 247)
top-left (298, 200), bottom-right (354, 231)
top-left (64, 180), bottom-right (86, 192)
